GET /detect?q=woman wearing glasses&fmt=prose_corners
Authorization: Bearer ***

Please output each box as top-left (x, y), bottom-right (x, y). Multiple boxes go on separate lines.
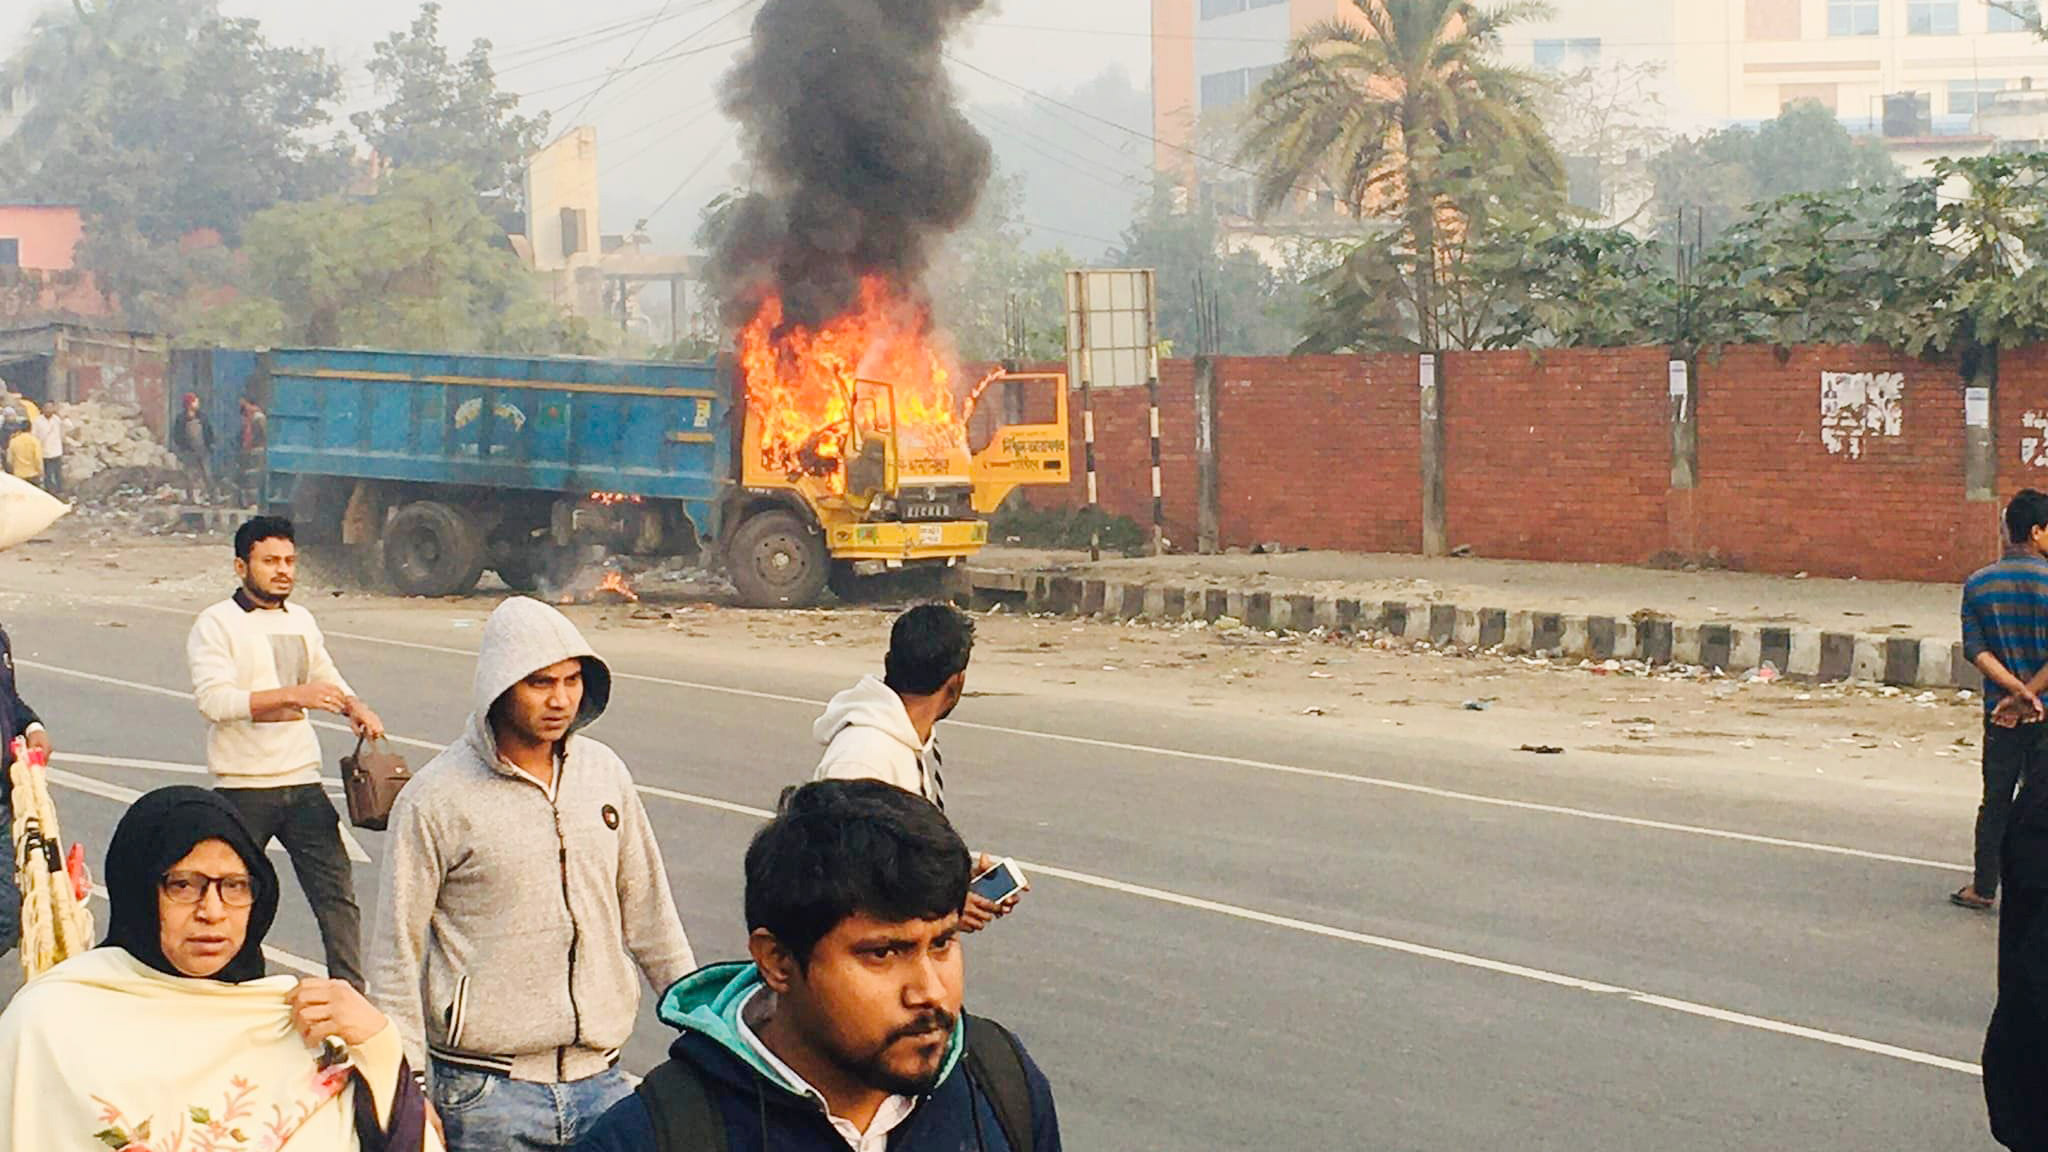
top-left (0, 786), bottom-right (435, 1150)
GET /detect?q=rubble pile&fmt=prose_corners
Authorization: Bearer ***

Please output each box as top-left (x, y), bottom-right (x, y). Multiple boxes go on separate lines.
top-left (61, 401), bottom-right (177, 485)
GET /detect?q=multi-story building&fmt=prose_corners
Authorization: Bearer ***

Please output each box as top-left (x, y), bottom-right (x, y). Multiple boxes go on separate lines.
top-left (1153, 0), bottom-right (2048, 152)
top-left (1673, 0), bottom-right (2048, 131)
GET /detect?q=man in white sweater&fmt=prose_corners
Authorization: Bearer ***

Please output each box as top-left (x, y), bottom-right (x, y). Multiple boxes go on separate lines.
top-left (813, 603), bottom-right (1022, 931)
top-left (187, 516), bottom-right (384, 989)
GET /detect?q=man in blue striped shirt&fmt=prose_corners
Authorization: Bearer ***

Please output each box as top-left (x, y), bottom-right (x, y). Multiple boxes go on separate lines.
top-left (1956, 489), bottom-right (2048, 910)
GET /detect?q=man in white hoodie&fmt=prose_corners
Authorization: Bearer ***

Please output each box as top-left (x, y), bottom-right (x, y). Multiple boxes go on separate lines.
top-left (368, 597), bottom-right (696, 1151)
top-left (813, 603), bottom-right (1021, 931)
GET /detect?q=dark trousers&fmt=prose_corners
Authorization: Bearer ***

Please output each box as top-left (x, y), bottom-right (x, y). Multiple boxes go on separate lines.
top-left (40, 458), bottom-right (58, 496)
top-left (216, 783), bottom-right (363, 989)
top-left (1979, 723), bottom-right (2046, 898)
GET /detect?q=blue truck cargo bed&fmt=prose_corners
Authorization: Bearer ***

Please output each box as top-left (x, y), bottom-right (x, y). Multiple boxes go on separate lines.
top-left (262, 347), bottom-right (730, 508)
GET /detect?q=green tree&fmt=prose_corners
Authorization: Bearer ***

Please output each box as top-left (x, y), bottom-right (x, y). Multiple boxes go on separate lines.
top-left (1296, 149), bottom-right (1664, 352)
top-left (0, 0), bottom-right (351, 322)
top-left (180, 166), bottom-right (594, 355)
top-left (931, 167), bottom-right (1072, 363)
top-left (1110, 178), bottom-right (1328, 356)
top-left (351, 2), bottom-right (549, 206)
top-left (1236, 0), bottom-right (1563, 350)
top-left (1647, 99), bottom-right (1898, 247)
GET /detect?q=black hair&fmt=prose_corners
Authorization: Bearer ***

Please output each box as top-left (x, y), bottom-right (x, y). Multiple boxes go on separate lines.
top-left (2010, 490), bottom-right (2048, 544)
top-left (234, 515), bottom-right (294, 561)
top-left (882, 603), bottom-right (974, 696)
top-left (745, 779), bottom-right (970, 966)
top-left (1998, 481), bottom-right (2048, 541)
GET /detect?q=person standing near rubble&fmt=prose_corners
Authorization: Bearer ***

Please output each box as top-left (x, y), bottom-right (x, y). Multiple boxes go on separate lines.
top-left (813, 603), bottom-right (1024, 932)
top-left (34, 403), bottom-right (63, 497)
top-left (368, 597), bottom-right (696, 1152)
top-left (239, 396), bottom-right (268, 505)
top-left (5, 418), bottom-right (41, 489)
top-left (173, 391), bottom-right (215, 502)
top-left (187, 516), bottom-right (385, 989)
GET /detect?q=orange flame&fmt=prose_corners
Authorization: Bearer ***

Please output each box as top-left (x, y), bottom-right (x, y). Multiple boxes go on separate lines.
top-left (596, 569), bottom-right (639, 602)
top-left (737, 276), bottom-right (971, 493)
top-left (590, 491), bottom-right (643, 506)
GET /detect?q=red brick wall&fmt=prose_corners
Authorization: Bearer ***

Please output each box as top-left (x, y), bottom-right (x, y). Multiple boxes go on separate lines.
top-left (1692, 345), bottom-right (1980, 581)
top-left (998, 343), bottom-right (2042, 582)
top-left (1990, 344), bottom-right (2048, 561)
top-left (1213, 354), bottom-right (1420, 552)
top-left (1443, 347), bottom-right (1671, 563)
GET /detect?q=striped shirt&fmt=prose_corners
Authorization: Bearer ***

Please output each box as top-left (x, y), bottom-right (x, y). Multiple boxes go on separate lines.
top-left (1963, 546), bottom-right (2048, 714)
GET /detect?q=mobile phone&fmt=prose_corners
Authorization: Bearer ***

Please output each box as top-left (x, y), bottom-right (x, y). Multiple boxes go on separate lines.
top-left (969, 858), bottom-right (1028, 904)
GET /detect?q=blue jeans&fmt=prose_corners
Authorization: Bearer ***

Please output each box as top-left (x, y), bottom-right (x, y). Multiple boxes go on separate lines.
top-left (430, 1061), bottom-right (632, 1151)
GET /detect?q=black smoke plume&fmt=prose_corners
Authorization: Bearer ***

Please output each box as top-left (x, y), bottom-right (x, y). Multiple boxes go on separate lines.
top-left (714, 0), bottom-right (992, 331)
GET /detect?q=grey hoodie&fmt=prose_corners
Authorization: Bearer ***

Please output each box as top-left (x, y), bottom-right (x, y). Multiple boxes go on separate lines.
top-left (367, 597), bottom-right (696, 1083)
top-left (812, 675), bottom-right (940, 805)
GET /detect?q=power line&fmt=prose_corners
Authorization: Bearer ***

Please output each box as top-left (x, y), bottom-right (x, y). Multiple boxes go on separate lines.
top-left (522, 34), bottom-right (751, 102)
top-left (553, 0), bottom-right (688, 137)
top-left (600, 94), bottom-right (729, 173)
top-left (946, 53), bottom-right (1310, 196)
top-left (645, 129), bottom-right (740, 223)
top-left (967, 106), bottom-right (1148, 195)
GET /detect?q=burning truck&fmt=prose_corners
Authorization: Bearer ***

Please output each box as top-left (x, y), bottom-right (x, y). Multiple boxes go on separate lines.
top-left (179, 337), bottom-right (1067, 607)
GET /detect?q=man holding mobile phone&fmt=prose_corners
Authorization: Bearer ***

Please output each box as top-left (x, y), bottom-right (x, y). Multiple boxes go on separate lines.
top-left (813, 603), bottom-right (1025, 930)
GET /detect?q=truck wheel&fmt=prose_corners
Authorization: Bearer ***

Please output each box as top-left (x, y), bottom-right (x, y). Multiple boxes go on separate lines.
top-left (727, 511), bottom-right (829, 607)
top-left (383, 501), bottom-right (486, 597)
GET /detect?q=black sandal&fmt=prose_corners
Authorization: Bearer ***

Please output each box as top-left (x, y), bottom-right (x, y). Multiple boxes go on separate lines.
top-left (1951, 886), bottom-right (1995, 911)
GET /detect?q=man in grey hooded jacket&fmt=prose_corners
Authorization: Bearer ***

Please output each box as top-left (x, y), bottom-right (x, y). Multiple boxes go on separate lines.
top-left (368, 596), bottom-right (697, 1151)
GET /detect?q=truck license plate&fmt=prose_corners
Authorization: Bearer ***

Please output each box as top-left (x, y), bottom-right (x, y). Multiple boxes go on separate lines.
top-left (918, 525), bottom-right (944, 546)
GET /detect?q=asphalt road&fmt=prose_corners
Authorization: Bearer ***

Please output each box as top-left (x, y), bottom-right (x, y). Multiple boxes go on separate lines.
top-left (0, 588), bottom-right (2002, 1151)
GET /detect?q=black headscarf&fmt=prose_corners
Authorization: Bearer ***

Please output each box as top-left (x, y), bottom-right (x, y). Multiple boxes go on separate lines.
top-left (101, 786), bottom-right (278, 983)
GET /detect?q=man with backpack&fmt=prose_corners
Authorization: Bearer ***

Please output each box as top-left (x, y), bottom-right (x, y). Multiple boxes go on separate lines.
top-left (575, 778), bottom-right (1061, 1152)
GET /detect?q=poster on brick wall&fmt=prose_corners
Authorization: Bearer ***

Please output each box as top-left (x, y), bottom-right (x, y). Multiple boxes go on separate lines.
top-left (1819, 371), bottom-right (1904, 459)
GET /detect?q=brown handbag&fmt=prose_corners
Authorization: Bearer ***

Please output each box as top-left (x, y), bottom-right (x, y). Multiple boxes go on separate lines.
top-left (340, 736), bottom-right (411, 831)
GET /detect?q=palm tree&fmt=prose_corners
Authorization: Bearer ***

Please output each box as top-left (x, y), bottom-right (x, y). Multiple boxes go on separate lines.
top-left (1237, 0), bottom-right (1563, 350)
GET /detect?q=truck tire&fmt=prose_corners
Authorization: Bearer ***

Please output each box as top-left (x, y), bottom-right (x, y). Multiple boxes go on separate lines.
top-left (727, 511), bottom-right (829, 608)
top-left (383, 501), bottom-right (486, 597)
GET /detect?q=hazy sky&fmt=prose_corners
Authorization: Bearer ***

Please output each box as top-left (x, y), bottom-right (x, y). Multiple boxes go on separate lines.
top-left (1, 1), bottom-right (1152, 249)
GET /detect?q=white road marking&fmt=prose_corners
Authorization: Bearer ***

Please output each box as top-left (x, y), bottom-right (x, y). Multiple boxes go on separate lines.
top-left (25, 643), bottom-right (1972, 875)
top-left (30, 626), bottom-right (1987, 1077)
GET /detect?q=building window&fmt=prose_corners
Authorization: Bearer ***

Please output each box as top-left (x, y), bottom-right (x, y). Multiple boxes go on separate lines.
top-left (1532, 37), bottom-right (1602, 72)
top-left (1990, 1), bottom-right (2041, 33)
top-left (1829, 0), bottom-right (1881, 35)
top-left (1199, 64), bottom-right (1275, 111)
top-left (1200, 69), bottom-right (1247, 109)
top-left (1200, 0), bottom-right (1245, 18)
top-left (0, 239), bottom-right (16, 269)
top-left (1908, 0), bottom-right (1960, 32)
top-left (1951, 77), bottom-right (2010, 114)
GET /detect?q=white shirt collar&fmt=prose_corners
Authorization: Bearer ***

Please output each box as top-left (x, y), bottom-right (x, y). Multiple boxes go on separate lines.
top-left (736, 986), bottom-right (917, 1152)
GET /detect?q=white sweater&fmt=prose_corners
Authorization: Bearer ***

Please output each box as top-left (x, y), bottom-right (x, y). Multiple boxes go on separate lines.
top-left (187, 595), bottom-right (354, 788)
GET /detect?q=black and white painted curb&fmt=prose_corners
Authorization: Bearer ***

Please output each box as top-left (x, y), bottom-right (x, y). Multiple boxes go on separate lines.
top-left (967, 568), bottom-right (1970, 690)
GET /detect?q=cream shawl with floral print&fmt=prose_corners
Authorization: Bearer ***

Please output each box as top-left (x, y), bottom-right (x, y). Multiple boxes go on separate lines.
top-left (0, 949), bottom-right (412, 1152)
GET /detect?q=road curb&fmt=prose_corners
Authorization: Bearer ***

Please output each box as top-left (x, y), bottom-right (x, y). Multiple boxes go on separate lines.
top-left (966, 568), bottom-right (1970, 691)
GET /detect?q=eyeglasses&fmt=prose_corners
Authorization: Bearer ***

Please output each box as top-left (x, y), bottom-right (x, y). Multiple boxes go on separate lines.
top-left (160, 871), bottom-right (256, 907)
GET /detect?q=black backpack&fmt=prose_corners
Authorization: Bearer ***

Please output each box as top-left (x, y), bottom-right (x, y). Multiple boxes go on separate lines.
top-left (637, 1015), bottom-right (1035, 1152)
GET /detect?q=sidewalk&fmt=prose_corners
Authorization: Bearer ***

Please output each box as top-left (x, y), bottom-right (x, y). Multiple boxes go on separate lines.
top-left (966, 548), bottom-right (1971, 689)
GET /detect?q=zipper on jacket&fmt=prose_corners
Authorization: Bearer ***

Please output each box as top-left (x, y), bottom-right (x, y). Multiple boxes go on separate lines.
top-left (552, 795), bottom-right (583, 1081)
